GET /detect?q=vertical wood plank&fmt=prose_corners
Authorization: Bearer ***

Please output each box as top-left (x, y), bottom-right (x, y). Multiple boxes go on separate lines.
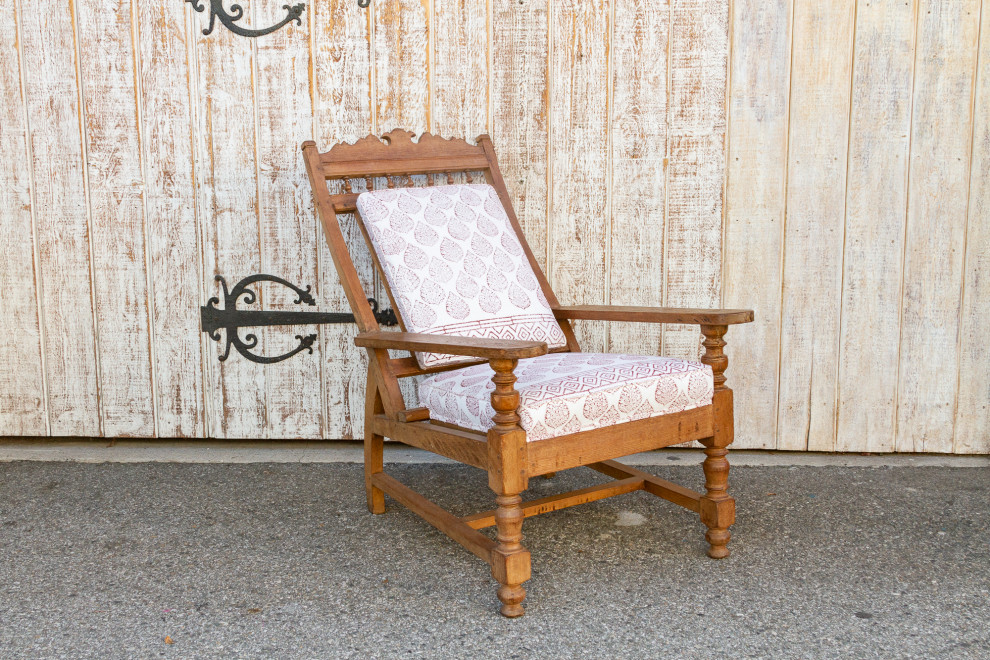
top-left (548, 0), bottom-right (611, 353)
top-left (607, 0), bottom-right (669, 356)
top-left (137, 0), bottom-right (205, 437)
top-left (491, 0), bottom-right (550, 272)
top-left (662, 0), bottom-right (728, 360)
top-left (19, 0), bottom-right (101, 435)
top-left (432, 0), bottom-right (488, 138)
top-left (254, 3), bottom-right (321, 439)
top-left (954, 1), bottom-right (990, 454)
top-left (896, 0), bottom-right (981, 453)
top-left (375, 0), bottom-right (431, 133)
top-left (722, 0), bottom-right (792, 449)
top-left (835, 0), bottom-right (918, 453)
top-left (775, 0), bottom-right (855, 451)
top-left (190, 3), bottom-right (265, 438)
top-left (313, 0), bottom-right (375, 439)
top-left (0, 0), bottom-right (47, 435)
top-left (77, 0), bottom-right (156, 437)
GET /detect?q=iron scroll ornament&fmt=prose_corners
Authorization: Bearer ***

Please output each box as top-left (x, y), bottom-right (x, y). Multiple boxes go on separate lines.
top-left (201, 274), bottom-right (397, 364)
top-left (186, 0), bottom-right (305, 37)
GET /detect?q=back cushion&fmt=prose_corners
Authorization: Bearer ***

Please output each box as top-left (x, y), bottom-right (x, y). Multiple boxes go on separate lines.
top-left (356, 184), bottom-right (567, 368)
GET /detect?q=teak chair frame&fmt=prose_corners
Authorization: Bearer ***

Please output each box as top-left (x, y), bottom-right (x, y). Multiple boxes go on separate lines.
top-left (302, 130), bottom-right (754, 617)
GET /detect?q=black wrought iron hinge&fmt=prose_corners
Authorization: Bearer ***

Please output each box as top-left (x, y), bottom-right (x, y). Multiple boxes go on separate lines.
top-left (200, 274), bottom-right (397, 364)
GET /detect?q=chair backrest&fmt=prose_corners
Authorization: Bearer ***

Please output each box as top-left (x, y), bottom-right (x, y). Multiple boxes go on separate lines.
top-left (302, 131), bottom-right (580, 411)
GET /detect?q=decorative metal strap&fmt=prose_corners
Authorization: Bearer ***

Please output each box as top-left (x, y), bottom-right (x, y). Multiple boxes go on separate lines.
top-left (201, 274), bottom-right (397, 364)
top-left (187, 0), bottom-right (305, 38)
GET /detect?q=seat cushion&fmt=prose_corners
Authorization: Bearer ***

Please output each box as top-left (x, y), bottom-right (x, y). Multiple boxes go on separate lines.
top-left (418, 353), bottom-right (714, 442)
top-left (356, 184), bottom-right (567, 369)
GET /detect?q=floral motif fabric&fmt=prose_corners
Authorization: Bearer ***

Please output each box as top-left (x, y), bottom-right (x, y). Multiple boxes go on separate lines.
top-left (418, 352), bottom-right (714, 442)
top-left (356, 184), bottom-right (568, 368)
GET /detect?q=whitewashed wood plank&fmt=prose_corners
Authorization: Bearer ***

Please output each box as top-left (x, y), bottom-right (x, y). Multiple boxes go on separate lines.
top-left (491, 0), bottom-right (550, 272)
top-left (254, 3), bottom-right (321, 439)
top-left (313, 0), bottom-right (375, 439)
top-left (19, 0), bottom-right (101, 435)
top-left (0, 0), bottom-right (47, 435)
top-left (137, 0), bottom-right (205, 437)
top-left (835, 0), bottom-right (917, 453)
top-left (896, 0), bottom-right (981, 453)
top-left (548, 0), bottom-right (611, 353)
top-left (432, 0), bottom-right (488, 139)
top-left (375, 0), bottom-right (431, 134)
top-left (76, 0), bottom-right (156, 437)
top-left (190, 6), bottom-right (265, 438)
top-left (722, 0), bottom-right (792, 449)
top-left (607, 0), bottom-right (668, 357)
top-left (662, 0), bottom-right (728, 361)
top-left (776, 0), bottom-right (855, 451)
top-left (954, 2), bottom-right (990, 454)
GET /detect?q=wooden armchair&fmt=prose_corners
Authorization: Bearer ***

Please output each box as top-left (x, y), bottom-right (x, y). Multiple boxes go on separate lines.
top-left (302, 131), bottom-right (753, 617)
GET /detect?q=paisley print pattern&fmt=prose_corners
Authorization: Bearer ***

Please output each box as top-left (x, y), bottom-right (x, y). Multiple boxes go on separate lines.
top-left (357, 184), bottom-right (567, 368)
top-left (418, 353), bottom-right (714, 442)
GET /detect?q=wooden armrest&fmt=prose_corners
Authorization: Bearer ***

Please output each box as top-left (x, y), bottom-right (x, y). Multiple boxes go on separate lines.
top-left (354, 331), bottom-right (548, 359)
top-left (552, 305), bottom-right (754, 326)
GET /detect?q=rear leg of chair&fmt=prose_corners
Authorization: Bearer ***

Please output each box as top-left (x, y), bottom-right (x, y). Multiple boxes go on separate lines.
top-left (365, 370), bottom-right (386, 514)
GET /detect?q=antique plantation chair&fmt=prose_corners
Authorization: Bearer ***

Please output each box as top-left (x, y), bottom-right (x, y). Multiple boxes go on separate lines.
top-left (302, 131), bottom-right (753, 617)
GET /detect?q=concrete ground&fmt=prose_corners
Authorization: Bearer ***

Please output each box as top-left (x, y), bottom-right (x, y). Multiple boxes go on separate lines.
top-left (0, 453), bottom-right (987, 658)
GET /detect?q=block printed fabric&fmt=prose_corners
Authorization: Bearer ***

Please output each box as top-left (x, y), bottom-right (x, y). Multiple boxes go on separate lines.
top-left (356, 184), bottom-right (568, 368)
top-left (418, 352), bottom-right (714, 442)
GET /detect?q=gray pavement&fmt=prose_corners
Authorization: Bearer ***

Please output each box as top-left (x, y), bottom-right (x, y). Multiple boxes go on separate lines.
top-left (1, 460), bottom-right (988, 659)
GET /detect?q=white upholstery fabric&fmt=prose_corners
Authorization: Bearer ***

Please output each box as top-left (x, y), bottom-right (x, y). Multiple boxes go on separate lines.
top-left (356, 184), bottom-right (567, 368)
top-left (418, 353), bottom-right (714, 442)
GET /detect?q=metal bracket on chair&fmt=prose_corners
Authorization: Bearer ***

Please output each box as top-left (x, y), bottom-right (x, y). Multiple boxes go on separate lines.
top-left (201, 274), bottom-right (397, 364)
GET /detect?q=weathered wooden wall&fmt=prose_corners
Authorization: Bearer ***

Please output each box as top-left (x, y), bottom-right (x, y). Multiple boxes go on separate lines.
top-left (0, 0), bottom-right (986, 453)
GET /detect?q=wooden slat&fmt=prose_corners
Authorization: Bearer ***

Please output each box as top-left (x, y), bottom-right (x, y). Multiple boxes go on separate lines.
top-left (554, 305), bottom-right (753, 326)
top-left (661, 0), bottom-right (728, 361)
top-left (955, 4), bottom-right (990, 455)
top-left (527, 404), bottom-right (713, 475)
top-left (373, 416), bottom-right (489, 469)
top-left (138, 0), bottom-right (205, 437)
top-left (372, 473), bottom-right (496, 561)
top-left (722, 0), bottom-right (793, 449)
top-left (548, 0), bottom-right (611, 353)
top-left (607, 0), bottom-right (669, 357)
top-left (374, 0), bottom-right (431, 134)
top-left (0, 0), bottom-right (47, 435)
top-left (432, 0), bottom-right (488, 138)
top-left (254, 3), bottom-right (320, 439)
top-left (191, 6), bottom-right (264, 438)
top-left (462, 477), bottom-right (644, 529)
top-left (77, 0), bottom-right (156, 437)
top-left (896, 0), bottom-right (982, 453)
top-left (776, 0), bottom-right (855, 451)
top-left (320, 155), bottom-right (489, 178)
top-left (312, 0), bottom-right (375, 439)
top-left (20, 0), bottom-right (101, 435)
top-left (835, 0), bottom-right (918, 453)
top-left (491, 0), bottom-right (550, 272)
top-left (587, 460), bottom-right (702, 512)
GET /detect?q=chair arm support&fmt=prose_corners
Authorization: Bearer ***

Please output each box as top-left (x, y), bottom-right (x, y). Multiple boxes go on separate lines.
top-left (552, 305), bottom-right (754, 326)
top-left (354, 331), bottom-right (548, 360)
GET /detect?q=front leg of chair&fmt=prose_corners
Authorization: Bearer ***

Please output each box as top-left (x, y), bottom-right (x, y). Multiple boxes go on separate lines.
top-left (487, 358), bottom-right (531, 618)
top-left (699, 325), bottom-right (736, 559)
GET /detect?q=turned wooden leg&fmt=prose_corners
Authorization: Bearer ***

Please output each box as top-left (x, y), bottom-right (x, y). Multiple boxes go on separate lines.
top-left (700, 325), bottom-right (736, 559)
top-left (364, 368), bottom-right (386, 514)
top-left (488, 358), bottom-right (531, 618)
top-left (700, 437), bottom-right (734, 558)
